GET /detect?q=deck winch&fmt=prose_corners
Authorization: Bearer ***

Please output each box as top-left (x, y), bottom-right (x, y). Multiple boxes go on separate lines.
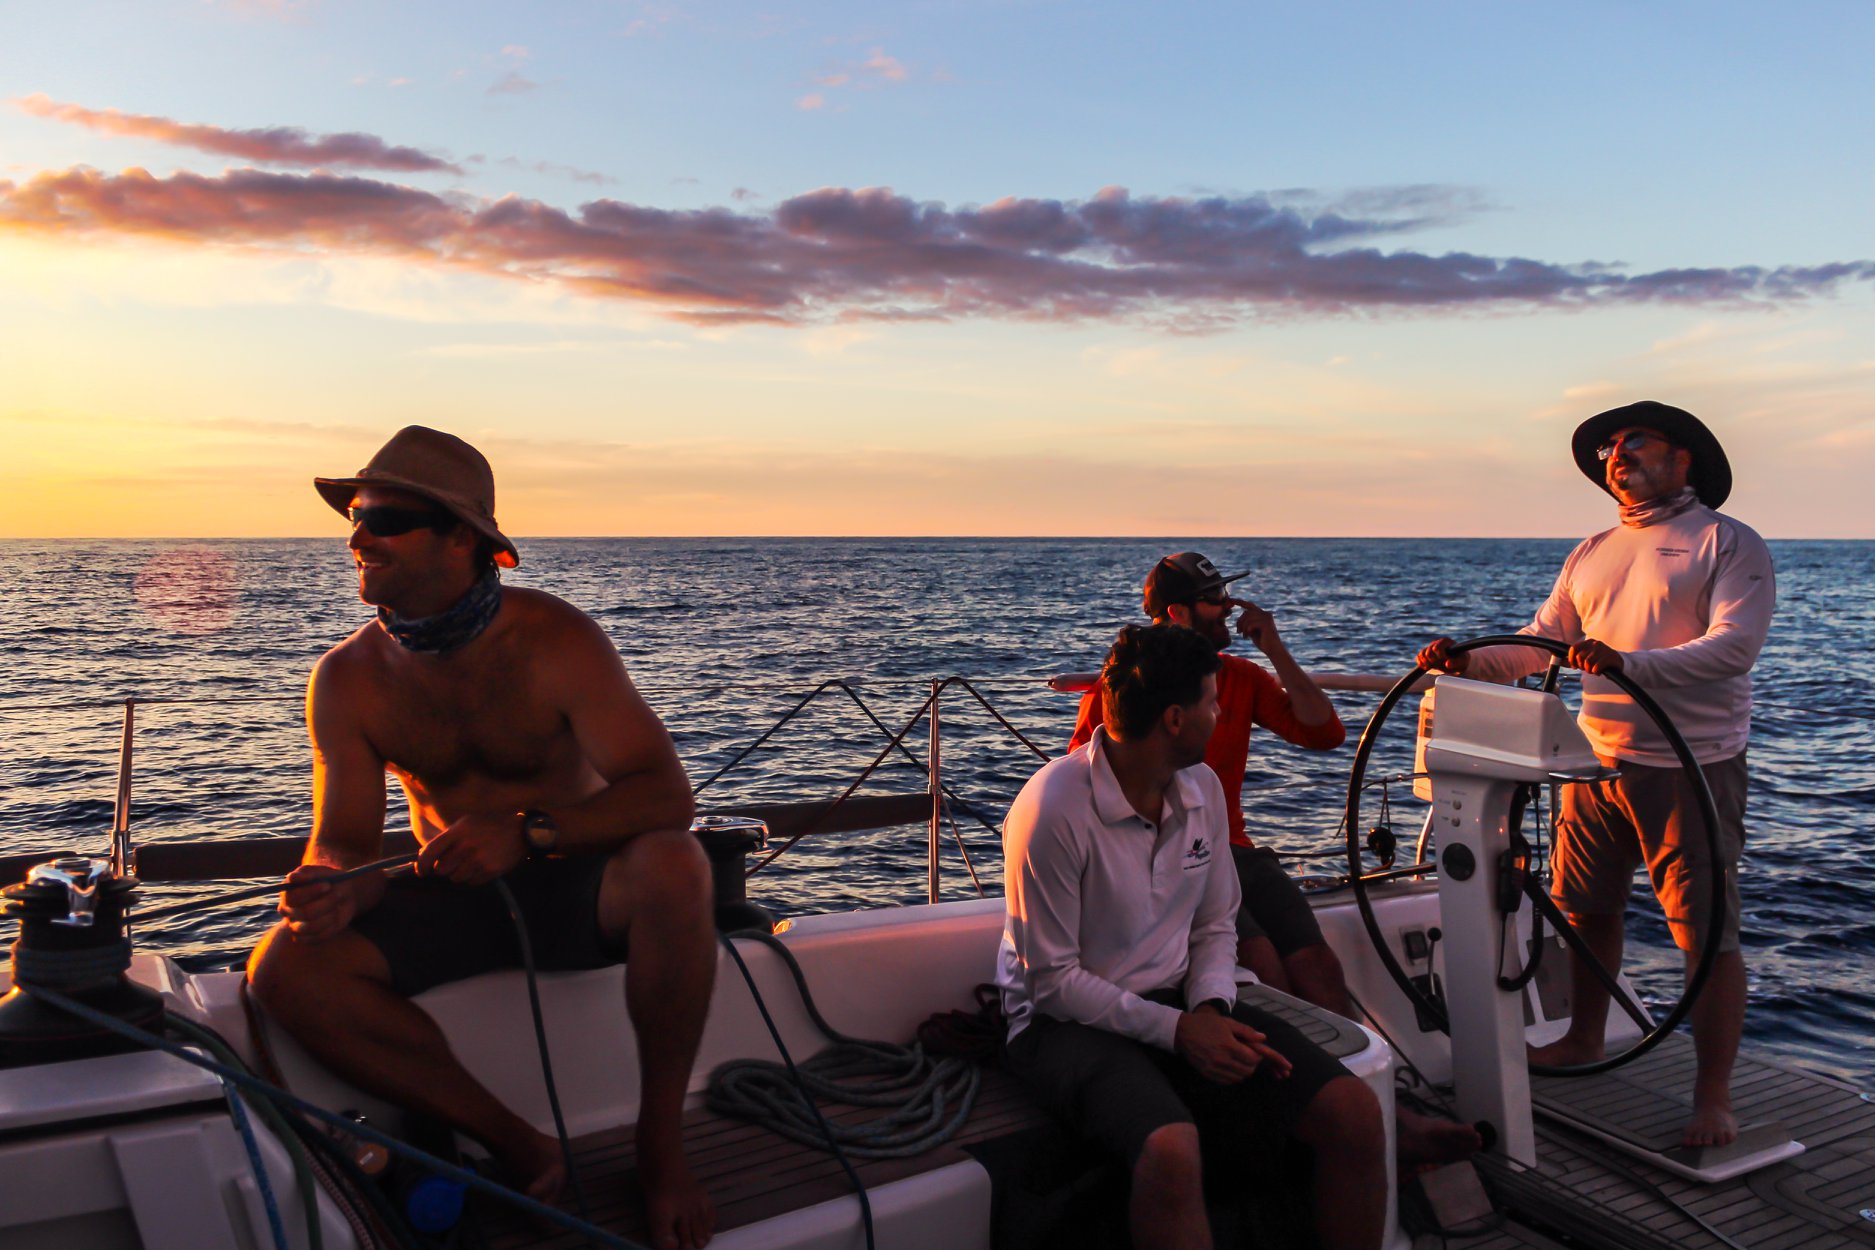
top-left (691, 815), bottom-right (778, 933)
top-left (0, 854), bottom-right (164, 1068)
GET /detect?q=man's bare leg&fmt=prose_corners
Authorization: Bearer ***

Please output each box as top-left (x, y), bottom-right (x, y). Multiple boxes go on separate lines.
top-left (1281, 942), bottom-right (1349, 1016)
top-left (1235, 935), bottom-right (1292, 994)
top-left (248, 927), bottom-right (565, 1200)
top-left (598, 830), bottom-right (718, 1250)
top-left (1293, 1075), bottom-right (1386, 1250)
top-left (1278, 943), bottom-right (1480, 1165)
top-left (1527, 911), bottom-right (1624, 1067)
top-left (1130, 1122), bottom-right (1210, 1250)
top-left (1684, 948), bottom-right (1744, 1147)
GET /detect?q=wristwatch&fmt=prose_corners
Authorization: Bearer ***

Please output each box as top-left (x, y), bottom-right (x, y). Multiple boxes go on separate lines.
top-left (519, 808), bottom-right (560, 858)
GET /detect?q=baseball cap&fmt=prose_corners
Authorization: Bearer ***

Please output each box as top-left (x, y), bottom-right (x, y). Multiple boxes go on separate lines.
top-left (1143, 551), bottom-right (1247, 618)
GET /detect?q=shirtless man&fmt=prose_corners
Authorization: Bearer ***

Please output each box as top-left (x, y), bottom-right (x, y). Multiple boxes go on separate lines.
top-left (247, 426), bottom-right (717, 1250)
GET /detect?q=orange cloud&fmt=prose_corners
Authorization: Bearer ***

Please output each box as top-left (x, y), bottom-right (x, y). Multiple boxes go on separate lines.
top-left (13, 94), bottom-right (460, 174)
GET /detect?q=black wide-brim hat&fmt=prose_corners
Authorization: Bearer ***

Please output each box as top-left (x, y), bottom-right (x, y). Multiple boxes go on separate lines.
top-left (1571, 400), bottom-right (1732, 509)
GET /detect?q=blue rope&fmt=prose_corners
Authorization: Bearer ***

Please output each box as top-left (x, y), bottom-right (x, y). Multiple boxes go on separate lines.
top-left (222, 1076), bottom-right (291, 1250)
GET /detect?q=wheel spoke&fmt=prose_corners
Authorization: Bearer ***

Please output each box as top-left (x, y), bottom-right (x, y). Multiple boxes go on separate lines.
top-left (1525, 881), bottom-right (1652, 1034)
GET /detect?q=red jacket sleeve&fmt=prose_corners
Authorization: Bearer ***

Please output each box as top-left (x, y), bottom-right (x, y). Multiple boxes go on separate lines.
top-left (1244, 661), bottom-right (1345, 751)
top-left (1067, 689), bottom-right (1100, 751)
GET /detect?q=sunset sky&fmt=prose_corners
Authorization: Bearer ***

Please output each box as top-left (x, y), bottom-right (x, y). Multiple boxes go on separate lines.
top-left (3, 1), bottom-right (1871, 538)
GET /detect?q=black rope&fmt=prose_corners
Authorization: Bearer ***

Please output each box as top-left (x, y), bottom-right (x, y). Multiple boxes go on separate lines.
top-left (11, 938), bottom-right (133, 986)
top-left (717, 932), bottom-right (876, 1250)
top-left (20, 984), bottom-right (652, 1250)
top-left (492, 878), bottom-right (596, 1240)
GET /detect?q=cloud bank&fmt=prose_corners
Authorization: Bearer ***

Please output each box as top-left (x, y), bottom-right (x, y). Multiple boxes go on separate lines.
top-left (2, 165), bottom-right (1868, 327)
top-left (13, 95), bottom-right (461, 174)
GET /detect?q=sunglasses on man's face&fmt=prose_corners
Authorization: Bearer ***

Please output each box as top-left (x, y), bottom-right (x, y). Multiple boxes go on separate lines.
top-left (347, 505), bottom-right (454, 538)
top-left (1596, 430), bottom-right (1669, 461)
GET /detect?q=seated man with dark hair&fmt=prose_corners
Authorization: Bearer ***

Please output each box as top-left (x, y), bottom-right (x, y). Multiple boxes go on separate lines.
top-left (997, 623), bottom-right (1387, 1250)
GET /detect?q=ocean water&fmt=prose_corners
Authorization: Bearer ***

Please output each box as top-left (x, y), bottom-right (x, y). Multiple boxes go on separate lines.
top-left (1, 537), bottom-right (1870, 1085)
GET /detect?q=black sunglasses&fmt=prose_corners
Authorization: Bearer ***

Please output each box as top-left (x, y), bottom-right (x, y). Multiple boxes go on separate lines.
top-left (1596, 430), bottom-right (1670, 461)
top-left (347, 505), bottom-right (455, 538)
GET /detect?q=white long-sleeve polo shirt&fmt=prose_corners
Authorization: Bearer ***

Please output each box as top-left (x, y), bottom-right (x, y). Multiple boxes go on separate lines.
top-left (994, 726), bottom-right (1243, 1050)
top-left (1464, 503), bottom-right (1776, 766)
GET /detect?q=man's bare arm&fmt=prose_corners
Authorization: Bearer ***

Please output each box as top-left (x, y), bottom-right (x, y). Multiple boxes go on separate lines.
top-left (543, 611), bottom-right (695, 847)
top-left (1231, 599), bottom-right (1337, 727)
top-left (419, 605), bottom-right (693, 887)
top-left (282, 651), bottom-right (391, 940)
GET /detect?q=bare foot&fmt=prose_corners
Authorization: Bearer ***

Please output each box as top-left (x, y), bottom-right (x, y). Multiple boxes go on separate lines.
top-left (1527, 1033), bottom-right (1604, 1068)
top-left (1683, 1101), bottom-right (1738, 1149)
top-left (639, 1131), bottom-right (715, 1250)
top-left (1397, 1107), bottom-right (1483, 1167)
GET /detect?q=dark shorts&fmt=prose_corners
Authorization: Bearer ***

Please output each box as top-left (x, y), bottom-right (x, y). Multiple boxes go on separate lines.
top-left (1003, 990), bottom-right (1351, 1169)
top-left (1231, 845), bottom-right (1327, 957)
top-left (1553, 751), bottom-right (1748, 954)
top-left (350, 853), bottom-right (623, 998)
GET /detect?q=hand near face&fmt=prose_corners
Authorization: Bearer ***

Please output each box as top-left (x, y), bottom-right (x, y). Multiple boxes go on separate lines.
top-left (417, 812), bottom-right (527, 886)
top-left (1228, 598), bottom-right (1280, 653)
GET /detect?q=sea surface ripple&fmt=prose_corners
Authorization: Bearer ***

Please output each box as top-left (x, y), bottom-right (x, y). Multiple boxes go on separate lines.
top-left (1, 537), bottom-right (1870, 1084)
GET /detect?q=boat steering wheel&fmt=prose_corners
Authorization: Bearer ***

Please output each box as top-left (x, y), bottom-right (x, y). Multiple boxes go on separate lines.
top-left (1343, 634), bottom-right (1727, 1078)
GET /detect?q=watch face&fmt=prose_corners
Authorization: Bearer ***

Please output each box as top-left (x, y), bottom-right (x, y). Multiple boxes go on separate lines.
top-left (524, 811), bottom-right (558, 852)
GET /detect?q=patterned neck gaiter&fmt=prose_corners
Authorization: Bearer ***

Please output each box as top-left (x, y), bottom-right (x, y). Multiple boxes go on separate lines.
top-left (376, 568), bottom-right (504, 654)
top-left (1619, 485), bottom-right (1700, 529)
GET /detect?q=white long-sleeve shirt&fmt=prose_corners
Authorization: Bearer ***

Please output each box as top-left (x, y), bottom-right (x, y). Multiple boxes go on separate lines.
top-left (995, 727), bottom-right (1243, 1050)
top-left (1464, 503), bottom-right (1776, 766)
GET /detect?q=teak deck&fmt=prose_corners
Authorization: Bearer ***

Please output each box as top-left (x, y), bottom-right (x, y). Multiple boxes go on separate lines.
top-left (479, 1024), bottom-right (1874, 1249)
top-left (475, 1064), bottom-right (1047, 1248)
top-left (1456, 1034), bottom-right (1875, 1250)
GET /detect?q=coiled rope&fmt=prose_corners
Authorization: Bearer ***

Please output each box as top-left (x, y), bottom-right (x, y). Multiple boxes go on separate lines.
top-left (707, 930), bottom-right (980, 1161)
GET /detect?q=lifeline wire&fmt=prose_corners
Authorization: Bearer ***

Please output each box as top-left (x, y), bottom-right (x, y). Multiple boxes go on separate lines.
top-left (131, 853), bottom-right (419, 925)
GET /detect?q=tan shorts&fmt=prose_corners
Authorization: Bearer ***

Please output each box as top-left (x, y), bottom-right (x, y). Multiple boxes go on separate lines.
top-left (1551, 751), bottom-right (1748, 954)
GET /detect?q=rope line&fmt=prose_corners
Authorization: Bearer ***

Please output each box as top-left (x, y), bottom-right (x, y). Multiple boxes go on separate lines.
top-left (17, 985), bottom-right (652, 1250)
top-left (716, 933), bottom-right (877, 1250)
top-left (130, 853), bottom-right (419, 925)
top-left (706, 931), bottom-right (980, 1159)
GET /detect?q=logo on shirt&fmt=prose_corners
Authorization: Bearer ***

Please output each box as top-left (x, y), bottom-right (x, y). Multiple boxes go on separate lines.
top-left (1184, 837), bottom-right (1212, 869)
top-left (1656, 546), bottom-right (1690, 557)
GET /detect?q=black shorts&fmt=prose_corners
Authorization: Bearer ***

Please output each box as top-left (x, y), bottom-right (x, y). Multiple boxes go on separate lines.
top-left (1003, 990), bottom-right (1351, 1169)
top-left (1231, 845), bottom-right (1326, 957)
top-left (350, 854), bottom-right (623, 998)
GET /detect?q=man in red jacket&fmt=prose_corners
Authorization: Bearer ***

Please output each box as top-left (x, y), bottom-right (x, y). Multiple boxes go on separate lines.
top-left (1071, 553), bottom-right (1480, 1166)
top-left (1071, 553), bottom-right (1347, 1003)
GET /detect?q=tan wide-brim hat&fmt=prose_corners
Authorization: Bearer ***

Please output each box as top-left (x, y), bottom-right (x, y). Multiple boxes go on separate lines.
top-left (314, 426), bottom-right (520, 568)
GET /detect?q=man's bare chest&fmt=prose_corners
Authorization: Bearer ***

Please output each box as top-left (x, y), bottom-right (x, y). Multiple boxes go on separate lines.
top-left (368, 663), bottom-right (572, 789)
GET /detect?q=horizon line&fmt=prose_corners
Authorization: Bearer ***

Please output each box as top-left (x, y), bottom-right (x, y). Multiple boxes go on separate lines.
top-left (3, 532), bottom-right (1870, 543)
